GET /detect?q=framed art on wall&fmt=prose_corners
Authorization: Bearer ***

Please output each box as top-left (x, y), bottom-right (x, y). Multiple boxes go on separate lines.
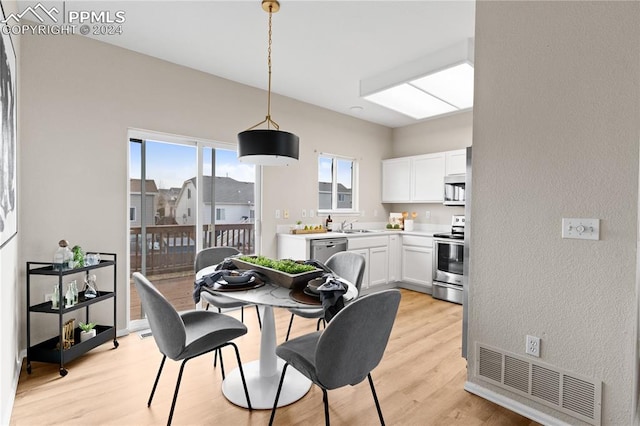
top-left (0, 2), bottom-right (17, 249)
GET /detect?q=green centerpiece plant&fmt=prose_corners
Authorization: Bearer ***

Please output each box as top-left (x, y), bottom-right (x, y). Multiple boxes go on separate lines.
top-left (234, 255), bottom-right (322, 289)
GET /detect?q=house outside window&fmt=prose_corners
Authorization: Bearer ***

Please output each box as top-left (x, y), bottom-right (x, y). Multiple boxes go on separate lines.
top-left (187, 188), bottom-right (191, 199)
top-left (130, 207), bottom-right (136, 222)
top-left (318, 154), bottom-right (357, 212)
top-left (216, 208), bottom-right (226, 221)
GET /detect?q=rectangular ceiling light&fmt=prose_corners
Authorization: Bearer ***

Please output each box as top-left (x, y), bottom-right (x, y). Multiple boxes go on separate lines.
top-left (364, 84), bottom-right (457, 120)
top-left (360, 39), bottom-right (475, 121)
top-left (411, 62), bottom-right (474, 110)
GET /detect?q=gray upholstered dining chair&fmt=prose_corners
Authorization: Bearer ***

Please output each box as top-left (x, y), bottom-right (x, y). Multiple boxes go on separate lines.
top-left (133, 272), bottom-right (252, 426)
top-left (195, 246), bottom-right (262, 367)
top-left (284, 251), bottom-right (366, 341)
top-left (195, 247), bottom-right (261, 328)
top-left (269, 289), bottom-right (401, 426)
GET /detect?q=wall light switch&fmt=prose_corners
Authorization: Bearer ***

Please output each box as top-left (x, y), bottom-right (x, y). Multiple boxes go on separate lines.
top-left (301, 209), bottom-right (307, 218)
top-left (309, 209), bottom-right (315, 218)
top-left (275, 209), bottom-right (280, 219)
top-left (562, 218), bottom-right (599, 240)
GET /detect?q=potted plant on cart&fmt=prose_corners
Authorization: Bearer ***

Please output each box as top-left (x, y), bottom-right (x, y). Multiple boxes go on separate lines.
top-left (79, 322), bottom-right (97, 342)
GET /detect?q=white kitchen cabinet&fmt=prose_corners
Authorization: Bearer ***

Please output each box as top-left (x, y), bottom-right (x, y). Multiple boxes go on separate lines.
top-left (445, 149), bottom-right (467, 175)
top-left (369, 246), bottom-right (389, 287)
top-left (387, 234), bottom-right (401, 282)
top-left (348, 248), bottom-right (369, 289)
top-left (410, 153), bottom-right (445, 203)
top-left (348, 235), bottom-right (389, 290)
top-left (382, 158), bottom-right (411, 202)
top-left (382, 153), bottom-right (445, 203)
top-left (401, 235), bottom-right (433, 294)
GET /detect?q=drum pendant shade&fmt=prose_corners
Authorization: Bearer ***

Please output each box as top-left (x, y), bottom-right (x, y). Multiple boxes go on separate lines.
top-left (238, 130), bottom-right (299, 166)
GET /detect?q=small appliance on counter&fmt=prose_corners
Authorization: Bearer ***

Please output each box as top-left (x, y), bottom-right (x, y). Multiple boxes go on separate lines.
top-left (444, 175), bottom-right (466, 206)
top-left (432, 215), bottom-right (465, 304)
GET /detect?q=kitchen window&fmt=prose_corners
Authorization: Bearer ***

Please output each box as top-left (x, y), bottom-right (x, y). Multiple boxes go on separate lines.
top-left (318, 154), bottom-right (357, 212)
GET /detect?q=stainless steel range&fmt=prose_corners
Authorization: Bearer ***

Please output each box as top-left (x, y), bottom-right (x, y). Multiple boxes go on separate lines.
top-left (432, 215), bottom-right (465, 304)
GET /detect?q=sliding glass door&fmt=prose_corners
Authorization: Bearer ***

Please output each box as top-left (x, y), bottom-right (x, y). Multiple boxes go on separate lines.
top-left (129, 135), bottom-right (256, 323)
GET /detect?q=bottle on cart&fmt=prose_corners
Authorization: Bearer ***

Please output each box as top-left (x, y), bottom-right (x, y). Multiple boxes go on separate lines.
top-left (65, 283), bottom-right (74, 307)
top-left (326, 215), bottom-right (333, 231)
top-left (71, 280), bottom-right (78, 304)
top-left (53, 240), bottom-right (73, 270)
top-left (51, 285), bottom-right (59, 309)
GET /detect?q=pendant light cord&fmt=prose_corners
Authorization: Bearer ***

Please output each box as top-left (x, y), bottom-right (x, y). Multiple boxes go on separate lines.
top-left (266, 6), bottom-right (273, 129)
top-left (246, 2), bottom-right (280, 131)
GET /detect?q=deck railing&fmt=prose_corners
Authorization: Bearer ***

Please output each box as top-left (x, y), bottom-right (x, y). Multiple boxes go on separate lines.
top-left (130, 224), bottom-right (255, 274)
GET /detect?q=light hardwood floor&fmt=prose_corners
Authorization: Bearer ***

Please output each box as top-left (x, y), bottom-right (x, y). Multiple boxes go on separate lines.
top-left (11, 289), bottom-right (539, 426)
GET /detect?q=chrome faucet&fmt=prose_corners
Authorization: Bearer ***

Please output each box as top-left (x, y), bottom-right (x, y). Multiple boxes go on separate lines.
top-left (341, 219), bottom-right (357, 231)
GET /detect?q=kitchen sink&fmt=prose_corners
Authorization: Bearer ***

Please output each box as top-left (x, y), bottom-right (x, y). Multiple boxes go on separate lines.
top-left (342, 229), bottom-right (379, 234)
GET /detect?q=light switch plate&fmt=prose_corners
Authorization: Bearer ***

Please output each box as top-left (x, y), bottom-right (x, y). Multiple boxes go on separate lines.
top-left (562, 218), bottom-right (599, 240)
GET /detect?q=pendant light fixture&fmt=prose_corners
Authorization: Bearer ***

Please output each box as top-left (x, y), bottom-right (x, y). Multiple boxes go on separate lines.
top-left (238, 0), bottom-right (299, 166)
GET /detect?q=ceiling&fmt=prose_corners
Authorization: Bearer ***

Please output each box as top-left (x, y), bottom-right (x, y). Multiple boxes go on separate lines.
top-left (30, 1), bottom-right (476, 128)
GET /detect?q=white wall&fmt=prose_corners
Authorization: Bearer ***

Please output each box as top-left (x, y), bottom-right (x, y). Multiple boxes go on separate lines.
top-left (469, 2), bottom-right (639, 425)
top-left (0, 1), bottom-right (19, 423)
top-left (17, 30), bottom-right (391, 346)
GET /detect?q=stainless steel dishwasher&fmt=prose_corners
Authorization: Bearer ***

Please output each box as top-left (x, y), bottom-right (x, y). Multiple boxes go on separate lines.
top-left (310, 238), bottom-right (348, 264)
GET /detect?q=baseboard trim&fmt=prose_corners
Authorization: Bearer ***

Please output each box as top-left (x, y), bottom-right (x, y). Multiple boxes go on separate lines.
top-left (397, 282), bottom-right (431, 294)
top-left (464, 381), bottom-right (572, 426)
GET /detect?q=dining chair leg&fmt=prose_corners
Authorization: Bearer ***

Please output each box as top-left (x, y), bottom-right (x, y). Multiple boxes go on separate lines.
top-left (316, 317), bottom-right (326, 331)
top-left (218, 347), bottom-right (226, 380)
top-left (167, 359), bottom-right (188, 426)
top-left (148, 355), bottom-right (167, 407)
top-left (228, 342), bottom-right (252, 410)
top-left (214, 307), bottom-right (223, 368)
top-left (322, 388), bottom-right (330, 426)
top-left (255, 305), bottom-right (262, 329)
top-left (240, 306), bottom-right (244, 322)
top-left (285, 314), bottom-right (295, 341)
top-left (368, 373), bottom-right (385, 426)
top-left (268, 363), bottom-right (289, 425)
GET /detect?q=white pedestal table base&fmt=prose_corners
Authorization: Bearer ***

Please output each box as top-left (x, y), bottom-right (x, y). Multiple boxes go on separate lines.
top-left (221, 359), bottom-right (311, 409)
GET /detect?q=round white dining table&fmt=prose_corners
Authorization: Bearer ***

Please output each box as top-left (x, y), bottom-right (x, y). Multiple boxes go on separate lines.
top-left (196, 264), bottom-right (358, 409)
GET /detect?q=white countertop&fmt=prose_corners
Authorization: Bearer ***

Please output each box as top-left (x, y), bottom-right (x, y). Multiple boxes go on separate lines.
top-left (277, 229), bottom-right (438, 240)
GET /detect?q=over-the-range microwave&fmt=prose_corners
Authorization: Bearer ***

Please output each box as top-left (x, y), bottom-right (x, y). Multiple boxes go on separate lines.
top-left (444, 174), bottom-right (465, 206)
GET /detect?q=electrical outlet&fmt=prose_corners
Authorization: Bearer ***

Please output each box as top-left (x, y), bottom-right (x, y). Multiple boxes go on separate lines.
top-left (301, 209), bottom-right (307, 218)
top-left (425, 211), bottom-right (431, 220)
top-left (275, 209), bottom-right (281, 219)
top-left (526, 335), bottom-right (540, 357)
top-left (309, 209), bottom-right (315, 218)
top-left (283, 210), bottom-right (290, 219)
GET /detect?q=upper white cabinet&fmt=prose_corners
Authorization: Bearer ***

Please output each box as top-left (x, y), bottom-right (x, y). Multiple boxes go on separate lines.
top-left (445, 149), bottom-right (467, 175)
top-left (382, 152), bottom-right (447, 203)
top-left (381, 158), bottom-right (411, 202)
top-left (410, 153), bottom-right (445, 203)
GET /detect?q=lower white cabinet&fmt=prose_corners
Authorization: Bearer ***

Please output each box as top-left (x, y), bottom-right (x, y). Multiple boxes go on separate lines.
top-left (387, 234), bottom-right (401, 282)
top-left (401, 235), bottom-right (433, 293)
top-left (348, 235), bottom-right (390, 290)
top-left (348, 248), bottom-right (369, 289)
top-left (369, 246), bottom-right (389, 287)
